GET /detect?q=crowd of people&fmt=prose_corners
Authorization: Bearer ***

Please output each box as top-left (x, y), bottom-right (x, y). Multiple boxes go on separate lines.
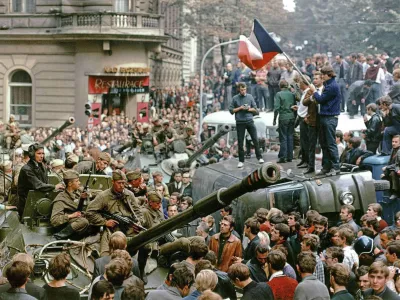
top-left (0, 49), bottom-right (399, 300)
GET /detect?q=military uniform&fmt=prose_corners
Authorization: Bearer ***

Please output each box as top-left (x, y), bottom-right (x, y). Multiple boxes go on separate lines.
top-left (85, 174), bottom-right (144, 256)
top-left (51, 190), bottom-right (89, 232)
top-left (141, 202), bottom-right (165, 229)
top-left (176, 126), bottom-right (197, 156)
top-left (126, 171), bottom-right (147, 197)
top-left (0, 161), bottom-right (12, 203)
top-left (4, 119), bottom-right (21, 149)
top-left (151, 124), bottom-right (162, 135)
top-left (154, 126), bottom-right (177, 154)
top-left (75, 160), bottom-right (106, 175)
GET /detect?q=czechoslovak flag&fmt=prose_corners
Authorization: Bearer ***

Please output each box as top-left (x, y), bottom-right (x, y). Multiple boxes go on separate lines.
top-left (238, 19), bottom-right (283, 70)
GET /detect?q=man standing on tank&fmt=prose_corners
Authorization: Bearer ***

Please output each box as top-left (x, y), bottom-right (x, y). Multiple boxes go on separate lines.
top-left (310, 66), bottom-right (342, 175)
top-left (229, 82), bottom-right (264, 168)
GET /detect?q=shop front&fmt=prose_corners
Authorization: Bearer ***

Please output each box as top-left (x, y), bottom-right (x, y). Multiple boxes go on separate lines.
top-left (87, 67), bottom-right (150, 123)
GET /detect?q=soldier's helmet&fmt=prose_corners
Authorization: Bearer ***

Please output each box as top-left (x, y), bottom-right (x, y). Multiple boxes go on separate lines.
top-left (354, 236), bottom-right (374, 255)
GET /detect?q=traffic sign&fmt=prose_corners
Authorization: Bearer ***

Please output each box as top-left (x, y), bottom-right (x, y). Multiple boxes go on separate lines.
top-left (87, 117), bottom-right (94, 132)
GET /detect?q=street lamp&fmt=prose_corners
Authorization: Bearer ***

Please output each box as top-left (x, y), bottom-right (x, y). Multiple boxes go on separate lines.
top-left (199, 39), bottom-right (239, 139)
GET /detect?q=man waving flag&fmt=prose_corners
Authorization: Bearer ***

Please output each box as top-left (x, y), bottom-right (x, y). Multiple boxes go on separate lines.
top-left (238, 19), bottom-right (283, 70)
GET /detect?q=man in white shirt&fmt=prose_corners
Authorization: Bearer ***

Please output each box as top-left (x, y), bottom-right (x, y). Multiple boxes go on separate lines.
top-left (295, 76), bottom-right (311, 169)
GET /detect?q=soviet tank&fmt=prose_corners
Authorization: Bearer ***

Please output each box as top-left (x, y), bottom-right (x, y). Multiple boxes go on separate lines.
top-left (160, 124), bottom-right (231, 176)
top-left (0, 162), bottom-right (281, 298)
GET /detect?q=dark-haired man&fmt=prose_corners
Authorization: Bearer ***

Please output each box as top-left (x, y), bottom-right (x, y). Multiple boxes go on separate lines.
top-left (18, 143), bottom-right (64, 216)
top-left (363, 103), bottom-right (382, 154)
top-left (342, 137), bottom-right (373, 167)
top-left (209, 215), bottom-right (242, 272)
top-left (271, 223), bottom-right (296, 269)
top-left (0, 261), bottom-right (36, 300)
top-left (229, 82), bottom-right (264, 168)
top-left (332, 55), bottom-right (349, 113)
top-left (310, 66), bottom-right (341, 175)
top-left (233, 217), bottom-right (260, 264)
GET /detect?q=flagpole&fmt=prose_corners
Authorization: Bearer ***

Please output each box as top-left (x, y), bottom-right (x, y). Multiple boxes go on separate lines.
top-left (199, 39), bottom-right (240, 140)
top-left (282, 52), bottom-right (312, 85)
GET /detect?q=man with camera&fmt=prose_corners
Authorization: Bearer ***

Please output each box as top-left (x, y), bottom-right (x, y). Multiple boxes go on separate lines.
top-left (229, 82), bottom-right (264, 168)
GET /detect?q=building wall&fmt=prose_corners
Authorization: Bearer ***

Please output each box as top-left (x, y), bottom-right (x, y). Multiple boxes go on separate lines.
top-left (0, 40), bottom-right (150, 127)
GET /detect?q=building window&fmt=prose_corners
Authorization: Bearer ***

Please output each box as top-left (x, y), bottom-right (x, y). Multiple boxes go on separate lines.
top-left (9, 70), bottom-right (32, 127)
top-left (114, 0), bottom-right (129, 12)
top-left (12, 0), bottom-right (36, 13)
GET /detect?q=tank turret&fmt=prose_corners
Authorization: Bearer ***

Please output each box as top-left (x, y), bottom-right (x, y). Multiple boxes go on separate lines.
top-left (178, 124), bottom-right (231, 169)
top-left (42, 117), bottom-right (75, 145)
top-left (128, 162), bottom-right (281, 251)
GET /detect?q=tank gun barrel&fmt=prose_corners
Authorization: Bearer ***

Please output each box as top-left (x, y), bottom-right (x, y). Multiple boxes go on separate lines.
top-left (42, 117), bottom-right (75, 145)
top-left (128, 162), bottom-right (280, 251)
top-left (178, 125), bottom-right (231, 169)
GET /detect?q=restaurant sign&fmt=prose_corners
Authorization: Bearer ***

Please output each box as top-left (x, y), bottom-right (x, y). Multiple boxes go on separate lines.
top-left (88, 76), bottom-right (150, 94)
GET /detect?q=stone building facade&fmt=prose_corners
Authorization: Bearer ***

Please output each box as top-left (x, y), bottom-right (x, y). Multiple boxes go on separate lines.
top-left (0, 0), bottom-right (181, 127)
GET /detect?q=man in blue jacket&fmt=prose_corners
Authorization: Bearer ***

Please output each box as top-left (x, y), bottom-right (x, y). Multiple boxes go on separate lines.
top-left (229, 82), bottom-right (264, 168)
top-left (310, 66), bottom-right (342, 175)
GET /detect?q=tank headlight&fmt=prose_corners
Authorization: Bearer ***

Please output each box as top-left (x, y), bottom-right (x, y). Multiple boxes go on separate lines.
top-left (340, 192), bottom-right (354, 205)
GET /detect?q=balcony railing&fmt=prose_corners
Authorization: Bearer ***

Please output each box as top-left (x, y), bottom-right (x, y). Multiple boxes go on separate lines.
top-left (0, 12), bottom-right (164, 38)
top-left (59, 13), bottom-right (163, 31)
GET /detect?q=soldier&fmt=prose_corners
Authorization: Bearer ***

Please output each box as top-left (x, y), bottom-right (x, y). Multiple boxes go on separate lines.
top-left (85, 170), bottom-right (144, 256)
top-left (151, 118), bottom-right (162, 135)
top-left (0, 161), bottom-right (12, 203)
top-left (51, 170), bottom-right (89, 240)
top-left (4, 115), bottom-right (21, 150)
top-left (50, 159), bottom-right (64, 175)
top-left (177, 125), bottom-right (198, 156)
top-left (75, 152), bottom-right (111, 175)
top-left (126, 170), bottom-right (147, 197)
top-left (139, 191), bottom-right (165, 282)
top-left (17, 143), bottom-right (64, 216)
top-left (153, 120), bottom-right (176, 163)
top-left (175, 120), bottom-right (186, 136)
top-left (65, 153), bottom-right (79, 170)
top-left (9, 144), bottom-right (30, 206)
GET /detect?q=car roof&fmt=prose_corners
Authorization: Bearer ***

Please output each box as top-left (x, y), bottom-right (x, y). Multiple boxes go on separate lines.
top-left (203, 111), bottom-right (275, 127)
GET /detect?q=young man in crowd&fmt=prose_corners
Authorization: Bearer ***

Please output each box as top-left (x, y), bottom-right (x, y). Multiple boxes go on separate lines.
top-left (362, 261), bottom-right (400, 299)
top-left (294, 252), bottom-right (330, 300)
top-left (330, 263), bottom-right (354, 300)
top-left (301, 234), bottom-right (325, 283)
top-left (366, 203), bottom-right (388, 232)
top-left (228, 263), bottom-right (274, 300)
top-left (270, 223), bottom-right (296, 269)
top-left (340, 204), bottom-right (360, 233)
top-left (246, 243), bottom-right (269, 283)
top-left (266, 250), bottom-right (298, 300)
top-left (209, 215), bottom-right (242, 272)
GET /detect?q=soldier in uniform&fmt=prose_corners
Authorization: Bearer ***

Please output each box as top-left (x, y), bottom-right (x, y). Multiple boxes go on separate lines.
top-left (126, 170), bottom-right (147, 197)
top-left (175, 120), bottom-right (186, 136)
top-left (65, 153), bottom-right (79, 170)
top-left (85, 170), bottom-right (144, 257)
top-left (151, 118), bottom-right (162, 135)
top-left (50, 159), bottom-right (64, 175)
top-left (17, 143), bottom-right (64, 216)
top-left (4, 115), bottom-right (21, 150)
top-left (9, 144), bottom-right (30, 206)
top-left (153, 120), bottom-right (177, 163)
top-left (177, 125), bottom-right (198, 156)
top-left (51, 170), bottom-right (89, 240)
top-left (75, 152), bottom-right (111, 175)
top-left (0, 161), bottom-right (12, 203)
top-left (139, 191), bottom-right (165, 281)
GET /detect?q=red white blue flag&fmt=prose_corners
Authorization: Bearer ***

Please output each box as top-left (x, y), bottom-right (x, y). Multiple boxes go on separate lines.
top-left (238, 19), bottom-right (283, 70)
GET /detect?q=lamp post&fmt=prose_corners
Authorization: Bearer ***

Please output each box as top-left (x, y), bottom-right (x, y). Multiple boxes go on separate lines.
top-left (199, 39), bottom-right (240, 139)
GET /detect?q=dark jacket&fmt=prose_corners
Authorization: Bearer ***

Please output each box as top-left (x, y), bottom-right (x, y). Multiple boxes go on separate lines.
top-left (331, 289), bottom-right (354, 300)
top-left (243, 235), bottom-right (260, 263)
top-left (181, 183), bottom-right (192, 198)
top-left (223, 70), bottom-right (234, 86)
top-left (389, 83), bottom-right (400, 104)
top-left (92, 255), bottom-right (141, 282)
top-left (347, 61), bottom-right (364, 85)
top-left (242, 281), bottom-right (274, 300)
top-left (267, 67), bottom-right (281, 86)
top-left (17, 160), bottom-right (54, 201)
top-left (303, 89), bottom-right (318, 127)
top-left (0, 287), bottom-right (37, 300)
top-left (214, 269), bottom-right (237, 300)
top-left (364, 113), bottom-right (383, 143)
top-left (305, 64), bottom-right (316, 80)
top-left (229, 93), bottom-right (258, 124)
top-left (313, 77), bottom-right (341, 116)
top-left (363, 286), bottom-right (400, 300)
top-left (246, 257), bottom-right (268, 283)
top-left (0, 281), bottom-right (46, 300)
top-left (344, 148), bottom-right (374, 165)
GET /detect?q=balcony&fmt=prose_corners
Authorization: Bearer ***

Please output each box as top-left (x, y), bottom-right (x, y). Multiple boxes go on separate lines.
top-left (0, 12), bottom-right (166, 42)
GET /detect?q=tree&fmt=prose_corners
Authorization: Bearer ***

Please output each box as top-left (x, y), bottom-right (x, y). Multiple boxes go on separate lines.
top-left (184, 0), bottom-right (288, 71)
